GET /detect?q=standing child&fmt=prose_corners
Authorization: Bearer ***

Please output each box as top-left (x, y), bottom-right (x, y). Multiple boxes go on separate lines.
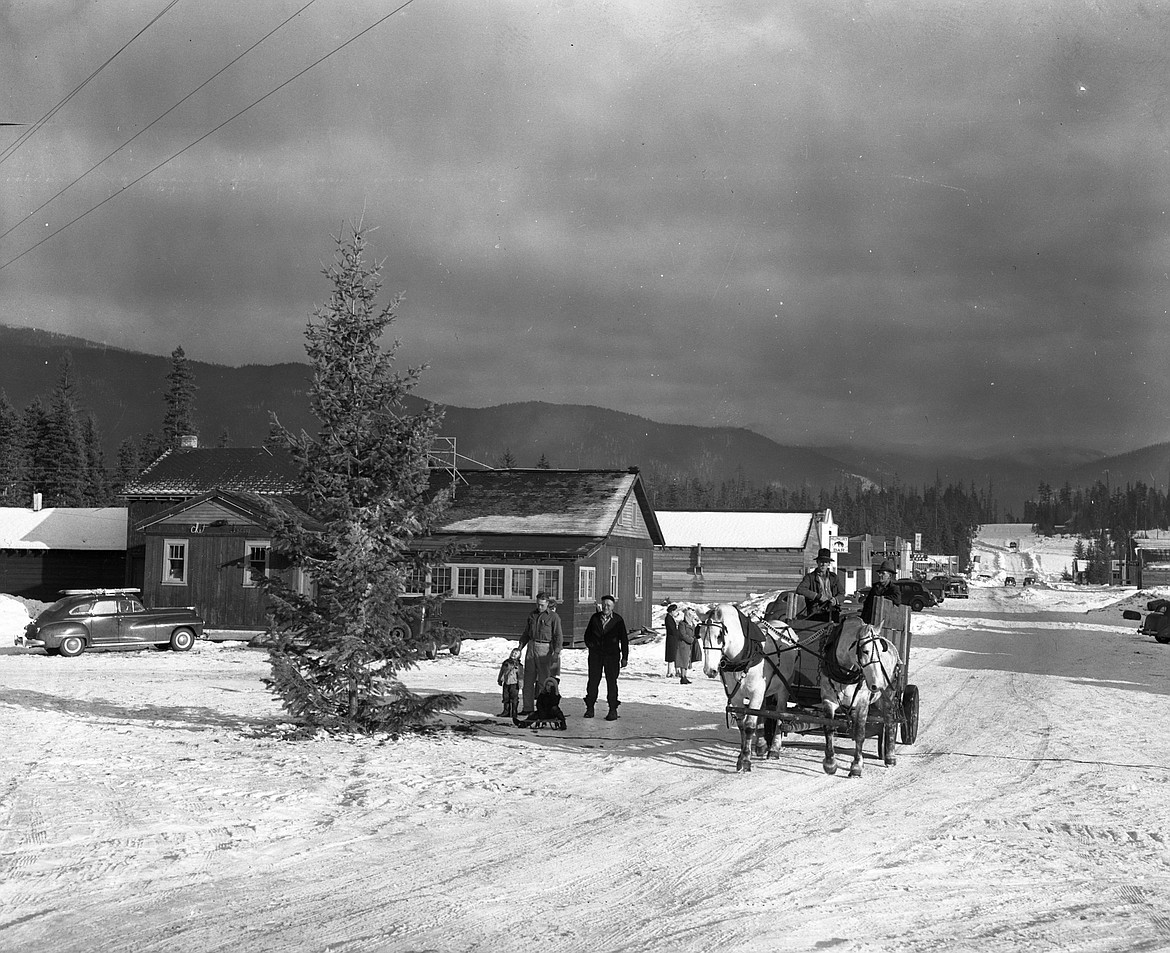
top-left (497, 647), bottom-right (523, 718)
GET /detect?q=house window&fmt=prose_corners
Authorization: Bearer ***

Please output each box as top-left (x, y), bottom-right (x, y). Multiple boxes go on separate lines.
top-left (457, 567), bottom-right (479, 596)
top-left (244, 540), bottom-right (270, 587)
top-left (163, 539), bottom-right (187, 585)
top-left (537, 569), bottom-right (560, 601)
top-left (510, 568), bottom-right (533, 600)
top-left (404, 565), bottom-right (427, 594)
top-left (430, 565), bottom-right (452, 596)
top-left (579, 566), bottom-right (596, 602)
top-left (634, 558), bottom-right (643, 601)
top-left (609, 556), bottom-right (619, 597)
top-left (483, 567), bottom-right (505, 597)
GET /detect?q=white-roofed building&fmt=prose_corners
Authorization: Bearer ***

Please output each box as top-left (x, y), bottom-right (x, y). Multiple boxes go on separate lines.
top-left (0, 506), bottom-right (127, 601)
top-left (654, 509), bottom-right (837, 604)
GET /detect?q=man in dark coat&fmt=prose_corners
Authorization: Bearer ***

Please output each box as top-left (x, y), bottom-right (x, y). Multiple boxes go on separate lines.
top-left (862, 559), bottom-right (903, 625)
top-left (582, 594), bottom-right (629, 721)
top-left (794, 548), bottom-right (844, 621)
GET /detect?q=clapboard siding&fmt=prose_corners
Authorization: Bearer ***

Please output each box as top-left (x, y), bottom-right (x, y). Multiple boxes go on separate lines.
top-left (0, 550), bottom-right (125, 602)
top-left (655, 547), bottom-right (808, 603)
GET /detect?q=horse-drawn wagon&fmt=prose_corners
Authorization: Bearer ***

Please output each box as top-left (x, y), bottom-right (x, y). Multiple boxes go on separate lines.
top-left (698, 592), bottom-right (920, 775)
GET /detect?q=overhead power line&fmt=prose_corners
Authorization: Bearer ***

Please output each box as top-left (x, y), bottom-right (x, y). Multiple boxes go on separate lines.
top-left (0, 0), bottom-right (419, 274)
top-left (0, 0), bottom-right (321, 247)
top-left (0, 0), bottom-right (184, 167)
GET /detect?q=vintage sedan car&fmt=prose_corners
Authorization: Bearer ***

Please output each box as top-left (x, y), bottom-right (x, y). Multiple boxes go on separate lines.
top-left (18, 588), bottom-right (205, 657)
top-left (894, 579), bottom-right (940, 612)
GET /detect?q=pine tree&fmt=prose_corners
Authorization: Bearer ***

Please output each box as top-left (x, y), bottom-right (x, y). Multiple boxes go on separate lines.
top-left (81, 415), bottom-right (109, 505)
top-left (20, 397), bottom-right (53, 504)
top-left (498, 449), bottom-right (517, 469)
top-left (162, 346), bottom-right (198, 448)
top-left (45, 355), bottom-right (87, 506)
top-left (536, 453), bottom-right (551, 469)
top-left (261, 224), bottom-right (460, 733)
top-left (0, 390), bottom-right (23, 502)
top-left (113, 437), bottom-right (140, 495)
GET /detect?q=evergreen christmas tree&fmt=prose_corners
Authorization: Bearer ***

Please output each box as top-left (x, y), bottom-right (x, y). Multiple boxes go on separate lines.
top-left (261, 224), bottom-right (460, 733)
top-left (162, 345), bottom-right (198, 448)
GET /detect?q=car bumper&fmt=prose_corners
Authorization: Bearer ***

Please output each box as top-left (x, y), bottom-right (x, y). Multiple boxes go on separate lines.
top-left (16, 635), bottom-right (45, 648)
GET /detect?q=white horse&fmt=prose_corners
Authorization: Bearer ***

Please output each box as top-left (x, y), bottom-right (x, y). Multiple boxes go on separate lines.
top-left (819, 615), bottom-right (902, 778)
top-left (698, 603), bottom-right (799, 772)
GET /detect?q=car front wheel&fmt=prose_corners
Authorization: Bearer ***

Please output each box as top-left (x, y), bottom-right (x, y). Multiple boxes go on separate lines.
top-left (59, 635), bottom-right (86, 658)
top-left (910, 598), bottom-right (925, 612)
top-left (169, 628), bottom-right (196, 652)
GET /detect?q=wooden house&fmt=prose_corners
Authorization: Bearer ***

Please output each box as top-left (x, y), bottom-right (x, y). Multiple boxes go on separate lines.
top-left (122, 446), bottom-right (662, 638)
top-left (418, 468), bottom-right (663, 643)
top-left (654, 510), bottom-right (837, 604)
top-left (133, 490), bottom-right (316, 629)
top-left (121, 445), bottom-right (302, 594)
top-left (0, 506), bottom-right (126, 601)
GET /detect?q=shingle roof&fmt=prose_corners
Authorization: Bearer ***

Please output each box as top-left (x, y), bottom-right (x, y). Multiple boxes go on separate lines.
top-left (434, 468), bottom-right (663, 543)
top-left (656, 510), bottom-right (815, 549)
top-left (121, 447), bottom-right (301, 497)
top-left (134, 490), bottom-right (319, 533)
top-left (0, 507), bottom-right (127, 551)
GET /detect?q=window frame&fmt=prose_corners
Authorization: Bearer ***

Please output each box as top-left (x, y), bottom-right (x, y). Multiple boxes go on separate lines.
top-left (578, 566), bottom-right (596, 603)
top-left (609, 556), bottom-right (619, 598)
top-left (163, 538), bottom-right (188, 586)
top-left (243, 539), bottom-right (271, 588)
top-left (442, 564), bottom-right (562, 602)
top-left (634, 557), bottom-right (643, 601)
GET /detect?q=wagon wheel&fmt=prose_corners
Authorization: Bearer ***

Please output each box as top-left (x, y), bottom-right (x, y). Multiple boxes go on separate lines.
top-left (900, 684), bottom-right (920, 745)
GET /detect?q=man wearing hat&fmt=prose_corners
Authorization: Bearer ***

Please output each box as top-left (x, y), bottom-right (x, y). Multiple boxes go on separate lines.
top-left (795, 548), bottom-right (843, 621)
top-left (862, 558), bottom-right (903, 625)
top-left (518, 591), bottom-right (563, 715)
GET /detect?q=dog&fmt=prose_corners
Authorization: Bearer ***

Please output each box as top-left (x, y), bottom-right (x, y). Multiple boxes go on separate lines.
top-left (513, 677), bottom-right (568, 730)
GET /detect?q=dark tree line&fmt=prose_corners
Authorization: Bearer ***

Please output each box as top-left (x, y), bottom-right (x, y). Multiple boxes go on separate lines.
top-left (0, 346), bottom-right (198, 507)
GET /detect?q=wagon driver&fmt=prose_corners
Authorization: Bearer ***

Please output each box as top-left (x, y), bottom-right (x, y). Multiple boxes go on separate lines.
top-left (518, 591), bottom-right (563, 715)
top-left (795, 548), bottom-right (843, 622)
top-left (862, 558), bottom-right (903, 626)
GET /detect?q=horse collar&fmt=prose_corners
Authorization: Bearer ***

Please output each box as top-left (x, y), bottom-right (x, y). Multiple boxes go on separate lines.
top-left (720, 637), bottom-right (764, 673)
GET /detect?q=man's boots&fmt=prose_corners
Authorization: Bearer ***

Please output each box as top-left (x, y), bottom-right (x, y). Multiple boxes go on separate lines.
top-left (583, 698), bottom-right (595, 718)
top-left (605, 705), bottom-right (619, 721)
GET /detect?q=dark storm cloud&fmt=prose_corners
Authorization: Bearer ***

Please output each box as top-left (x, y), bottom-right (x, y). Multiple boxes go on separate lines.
top-left (2, 1), bottom-right (1168, 455)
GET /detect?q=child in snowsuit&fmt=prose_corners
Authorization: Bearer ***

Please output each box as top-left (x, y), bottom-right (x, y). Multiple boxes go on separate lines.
top-left (497, 647), bottom-right (523, 718)
top-left (513, 677), bottom-right (568, 730)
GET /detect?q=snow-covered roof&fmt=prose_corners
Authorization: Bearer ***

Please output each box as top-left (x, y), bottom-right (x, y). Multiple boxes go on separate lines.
top-left (0, 507), bottom-right (127, 551)
top-left (656, 511), bottom-right (815, 549)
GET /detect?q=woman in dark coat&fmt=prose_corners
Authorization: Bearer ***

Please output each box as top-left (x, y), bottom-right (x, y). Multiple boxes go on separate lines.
top-left (675, 607), bottom-right (696, 683)
top-left (664, 603), bottom-right (681, 677)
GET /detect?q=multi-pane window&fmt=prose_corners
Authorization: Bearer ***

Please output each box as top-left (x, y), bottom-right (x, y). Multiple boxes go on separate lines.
top-left (457, 567), bottom-right (479, 596)
top-left (244, 541), bottom-right (270, 587)
top-left (634, 558), bottom-right (643, 601)
top-left (443, 565), bottom-right (559, 601)
top-left (164, 539), bottom-right (187, 585)
top-left (510, 568), bottom-right (533, 600)
top-left (579, 566), bottom-right (596, 602)
top-left (483, 568), bottom-right (505, 597)
top-left (537, 569), bottom-right (560, 601)
top-left (609, 556), bottom-right (619, 598)
top-left (430, 566), bottom-right (452, 595)
top-left (403, 565), bottom-right (427, 594)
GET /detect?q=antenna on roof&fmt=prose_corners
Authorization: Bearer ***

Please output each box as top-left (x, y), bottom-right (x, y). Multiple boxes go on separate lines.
top-left (428, 436), bottom-right (466, 500)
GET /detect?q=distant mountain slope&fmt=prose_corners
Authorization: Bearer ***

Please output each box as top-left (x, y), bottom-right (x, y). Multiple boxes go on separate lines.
top-left (1, 325), bottom-right (1162, 508)
top-left (0, 325), bottom-right (856, 489)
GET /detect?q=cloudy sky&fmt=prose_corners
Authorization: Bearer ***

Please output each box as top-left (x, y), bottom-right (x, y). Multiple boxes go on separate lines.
top-left (2, 1), bottom-right (1168, 457)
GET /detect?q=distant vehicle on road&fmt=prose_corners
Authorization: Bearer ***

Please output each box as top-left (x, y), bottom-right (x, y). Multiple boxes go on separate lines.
top-left (894, 579), bottom-right (940, 612)
top-left (1022, 576), bottom-right (1037, 587)
top-left (945, 576), bottom-right (969, 598)
top-left (1004, 576), bottom-right (1017, 586)
top-left (18, 588), bottom-right (205, 657)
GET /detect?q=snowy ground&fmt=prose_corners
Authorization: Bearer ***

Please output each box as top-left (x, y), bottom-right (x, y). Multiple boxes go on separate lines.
top-left (2, 528), bottom-right (1170, 952)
